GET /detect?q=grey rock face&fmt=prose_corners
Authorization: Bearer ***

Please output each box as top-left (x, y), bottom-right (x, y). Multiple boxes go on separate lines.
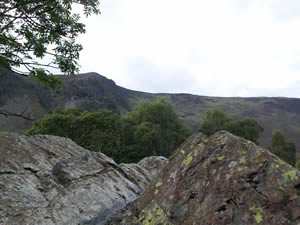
top-left (0, 134), bottom-right (167, 225)
top-left (138, 156), bottom-right (168, 178)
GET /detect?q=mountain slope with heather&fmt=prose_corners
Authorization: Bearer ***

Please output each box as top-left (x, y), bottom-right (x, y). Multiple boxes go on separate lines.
top-left (0, 67), bottom-right (299, 153)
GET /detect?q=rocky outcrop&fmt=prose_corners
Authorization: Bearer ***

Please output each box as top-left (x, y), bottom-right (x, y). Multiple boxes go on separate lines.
top-left (109, 131), bottom-right (300, 225)
top-left (0, 134), bottom-right (167, 225)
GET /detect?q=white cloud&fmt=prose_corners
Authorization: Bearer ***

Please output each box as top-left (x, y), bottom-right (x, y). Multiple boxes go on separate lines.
top-left (75, 0), bottom-right (300, 97)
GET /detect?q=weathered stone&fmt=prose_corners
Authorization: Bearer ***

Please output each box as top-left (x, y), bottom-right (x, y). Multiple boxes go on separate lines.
top-left (110, 131), bottom-right (300, 225)
top-left (138, 156), bottom-right (168, 178)
top-left (52, 151), bottom-right (118, 185)
top-left (0, 134), bottom-right (167, 225)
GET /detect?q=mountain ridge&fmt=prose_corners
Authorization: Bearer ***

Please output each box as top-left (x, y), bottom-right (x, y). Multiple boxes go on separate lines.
top-left (0, 67), bottom-right (299, 153)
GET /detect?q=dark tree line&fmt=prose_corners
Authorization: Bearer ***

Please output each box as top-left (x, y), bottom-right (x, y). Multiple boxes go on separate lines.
top-left (198, 109), bottom-right (264, 144)
top-left (198, 109), bottom-right (297, 167)
top-left (25, 104), bottom-right (297, 167)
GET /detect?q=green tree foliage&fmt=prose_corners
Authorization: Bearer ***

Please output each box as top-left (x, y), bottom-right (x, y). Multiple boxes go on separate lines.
top-left (270, 130), bottom-right (296, 166)
top-left (119, 98), bottom-right (192, 162)
top-left (199, 109), bottom-right (264, 144)
top-left (198, 109), bottom-right (231, 136)
top-left (25, 108), bottom-right (122, 160)
top-left (225, 117), bottom-right (264, 144)
top-left (0, 0), bottom-right (100, 89)
top-left (25, 99), bottom-right (192, 163)
top-left (296, 159), bottom-right (300, 170)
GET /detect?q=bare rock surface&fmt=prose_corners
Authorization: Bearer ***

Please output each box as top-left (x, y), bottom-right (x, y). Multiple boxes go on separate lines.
top-left (138, 156), bottom-right (168, 178)
top-left (109, 131), bottom-right (300, 225)
top-left (0, 134), bottom-right (167, 225)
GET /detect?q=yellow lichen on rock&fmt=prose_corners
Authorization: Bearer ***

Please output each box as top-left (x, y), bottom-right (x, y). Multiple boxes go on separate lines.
top-left (238, 148), bottom-right (247, 155)
top-left (216, 154), bottom-right (224, 160)
top-left (211, 169), bottom-right (217, 175)
top-left (271, 163), bottom-right (280, 169)
top-left (156, 181), bottom-right (163, 187)
top-left (239, 157), bottom-right (246, 164)
top-left (138, 203), bottom-right (172, 225)
top-left (282, 170), bottom-right (298, 182)
top-left (250, 206), bottom-right (264, 224)
top-left (194, 143), bottom-right (205, 157)
top-left (183, 153), bottom-right (193, 166)
top-left (251, 150), bottom-right (263, 162)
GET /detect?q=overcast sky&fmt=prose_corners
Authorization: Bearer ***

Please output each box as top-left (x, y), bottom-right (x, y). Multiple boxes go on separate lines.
top-left (75, 0), bottom-right (300, 97)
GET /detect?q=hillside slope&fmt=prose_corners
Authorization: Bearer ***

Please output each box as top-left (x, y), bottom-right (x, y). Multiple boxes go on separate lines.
top-left (0, 67), bottom-right (299, 152)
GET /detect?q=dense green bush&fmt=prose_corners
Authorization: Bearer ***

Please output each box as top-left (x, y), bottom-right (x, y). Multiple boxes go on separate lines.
top-left (270, 130), bottom-right (296, 166)
top-left (199, 109), bottom-right (264, 144)
top-left (25, 108), bottom-right (122, 160)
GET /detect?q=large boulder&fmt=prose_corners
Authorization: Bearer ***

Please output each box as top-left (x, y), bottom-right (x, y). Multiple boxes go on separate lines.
top-left (0, 134), bottom-right (167, 225)
top-left (109, 131), bottom-right (300, 225)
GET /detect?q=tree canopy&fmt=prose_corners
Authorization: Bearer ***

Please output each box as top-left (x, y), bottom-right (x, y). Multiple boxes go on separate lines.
top-left (225, 117), bottom-right (264, 144)
top-left (198, 109), bottom-right (231, 136)
top-left (198, 109), bottom-right (264, 144)
top-left (120, 98), bottom-right (192, 162)
top-left (25, 107), bottom-right (123, 160)
top-left (270, 130), bottom-right (296, 166)
top-left (0, 0), bottom-right (100, 89)
top-left (296, 155), bottom-right (300, 170)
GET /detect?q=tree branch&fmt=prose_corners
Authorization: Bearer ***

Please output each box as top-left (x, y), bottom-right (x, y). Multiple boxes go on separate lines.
top-left (19, 61), bottom-right (59, 69)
